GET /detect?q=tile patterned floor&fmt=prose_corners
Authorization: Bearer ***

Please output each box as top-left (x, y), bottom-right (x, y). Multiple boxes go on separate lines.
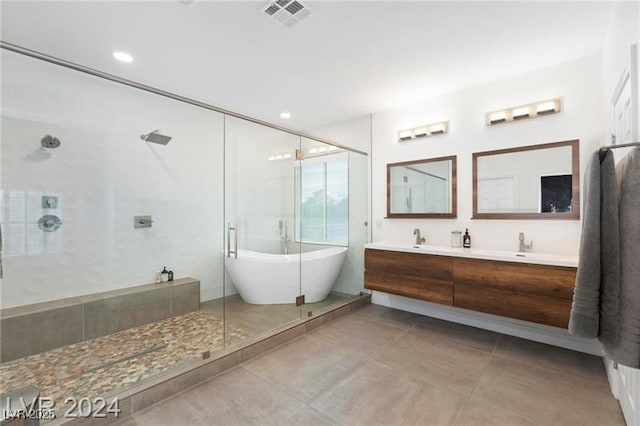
top-left (201, 293), bottom-right (353, 338)
top-left (0, 311), bottom-right (249, 405)
top-left (115, 304), bottom-right (625, 426)
top-left (0, 292), bottom-right (353, 412)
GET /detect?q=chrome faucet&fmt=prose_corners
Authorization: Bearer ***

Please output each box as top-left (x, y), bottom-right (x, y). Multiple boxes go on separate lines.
top-left (518, 232), bottom-right (533, 253)
top-left (413, 228), bottom-right (426, 245)
top-left (279, 219), bottom-right (290, 254)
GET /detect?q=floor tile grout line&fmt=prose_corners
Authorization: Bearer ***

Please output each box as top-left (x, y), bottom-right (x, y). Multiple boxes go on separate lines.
top-left (239, 334), bottom-right (367, 405)
top-left (401, 326), bottom-right (499, 356)
top-left (451, 349), bottom-right (494, 426)
top-left (239, 365), bottom-right (311, 407)
top-left (404, 316), bottom-right (609, 390)
top-left (239, 332), bottom-right (309, 365)
top-left (356, 311), bottom-right (423, 333)
top-left (125, 364), bottom-right (245, 423)
top-left (488, 350), bottom-right (610, 389)
top-left (301, 362), bottom-right (371, 422)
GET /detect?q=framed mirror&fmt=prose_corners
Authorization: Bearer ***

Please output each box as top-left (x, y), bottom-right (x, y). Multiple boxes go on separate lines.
top-left (472, 139), bottom-right (580, 219)
top-left (387, 155), bottom-right (457, 218)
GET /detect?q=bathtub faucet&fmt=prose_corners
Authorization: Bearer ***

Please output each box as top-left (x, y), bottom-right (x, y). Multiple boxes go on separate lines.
top-left (279, 219), bottom-right (290, 254)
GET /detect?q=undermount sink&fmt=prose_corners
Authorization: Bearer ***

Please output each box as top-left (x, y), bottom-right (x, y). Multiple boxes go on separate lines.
top-left (365, 242), bottom-right (578, 268)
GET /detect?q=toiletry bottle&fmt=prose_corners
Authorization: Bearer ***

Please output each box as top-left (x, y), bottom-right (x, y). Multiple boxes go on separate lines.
top-left (161, 266), bottom-right (169, 283)
top-left (451, 230), bottom-right (462, 248)
top-left (168, 269), bottom-right (174, 282)
top-left (463, 229), bottom-right (471, 248)
top-left (155, 271), bottom-right (162, 284)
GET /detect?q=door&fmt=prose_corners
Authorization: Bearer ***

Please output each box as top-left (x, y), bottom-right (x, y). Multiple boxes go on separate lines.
top-left (610, 43), bottom-right (639, 426)
top-left (611, 43), bottom-right (638, 145)
top-left (296, 138), bottom-right (369, 317)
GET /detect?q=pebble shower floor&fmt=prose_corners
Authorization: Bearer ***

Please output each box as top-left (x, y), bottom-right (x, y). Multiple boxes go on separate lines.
top-left (0, 311), bottom-right (249, 414)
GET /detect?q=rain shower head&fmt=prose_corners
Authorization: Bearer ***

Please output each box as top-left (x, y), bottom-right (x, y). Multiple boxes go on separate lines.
top-left (41, 134), bottom-right (61, 148)
top-left (140, 130), bottom-right (172, 145)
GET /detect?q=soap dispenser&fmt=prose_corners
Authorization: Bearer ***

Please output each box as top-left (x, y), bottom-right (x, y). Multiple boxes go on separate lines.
top-left (161, 266), bottom-right (169, 283)
top-left (463, 229), bottom-right (471, 248)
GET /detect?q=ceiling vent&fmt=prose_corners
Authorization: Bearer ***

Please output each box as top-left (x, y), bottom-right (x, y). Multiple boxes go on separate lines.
top-left (262, 0), bottom-right (311, 28)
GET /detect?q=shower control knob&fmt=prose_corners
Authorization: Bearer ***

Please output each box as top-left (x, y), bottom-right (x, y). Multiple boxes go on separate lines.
top-left (38, 215), bottom-right (62, 232)
top-left (134, 216), bottom-right (154, 229)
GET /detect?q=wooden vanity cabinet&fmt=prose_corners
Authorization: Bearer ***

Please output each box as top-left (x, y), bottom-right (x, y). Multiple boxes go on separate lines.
top-left (452, 258), bottom-right (575, 327)
top-left (364, 249), bottom-right (453, 305)
top-left (364, 249), bottom-right (577, 328)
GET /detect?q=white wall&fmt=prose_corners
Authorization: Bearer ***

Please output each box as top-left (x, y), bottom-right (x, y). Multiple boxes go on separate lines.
top-left (313, 54), bottom-right (604, 256)
top-left (307, 115), bottom-right (372, 156)
top-left (371, 55), bottom-right (604, 255)
top-left (1, 50), bottom-right (225, 308)
top-left (308, 54), bottom-right (606, 355)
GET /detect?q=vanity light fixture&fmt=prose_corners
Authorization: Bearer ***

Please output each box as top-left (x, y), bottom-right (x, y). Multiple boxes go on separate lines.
top-left (307, 145), bottom-right (342, 157)
top-left (413, 126), bottom-right (428, 138)
top-left (511, 106), bottom-right (530, 120)
top-left (429, 122), bottom-right (447, 134)
top-left (280, 111), bottom-right (291, 119)
top-left (486, 98), bottom-right (561, 126)
top-left (488, 111), bottom-right (507, 124)
top-left (267, 152), bottom-right (293, 161)
top-left (536, 100), bottom-right (557, 115)
top-left (398, 129), bottom-right (413, 141)
top-left (397, 121), bottom-right (449, 142)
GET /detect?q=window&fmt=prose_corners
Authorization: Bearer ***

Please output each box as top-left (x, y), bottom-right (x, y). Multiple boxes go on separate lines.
top-left (295, 152), bottom-right (348, 246)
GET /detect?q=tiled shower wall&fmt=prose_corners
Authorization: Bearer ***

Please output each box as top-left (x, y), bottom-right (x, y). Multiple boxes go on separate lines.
top-left (0, 278), bottom-right (200, 361)
top-left (0, 50), bottom-right (225, 307)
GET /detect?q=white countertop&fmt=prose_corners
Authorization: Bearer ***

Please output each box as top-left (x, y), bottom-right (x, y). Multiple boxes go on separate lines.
top-left (365, 242), bottom-right (578, 268)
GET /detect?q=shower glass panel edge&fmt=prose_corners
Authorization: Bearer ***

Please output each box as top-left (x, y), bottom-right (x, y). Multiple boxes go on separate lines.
top-left (222, 117), bottom-right (303, 348)
top-left (298, 138), bottom-right (368, 318)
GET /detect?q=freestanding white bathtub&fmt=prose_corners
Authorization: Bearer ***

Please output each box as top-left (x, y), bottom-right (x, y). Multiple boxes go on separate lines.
top-left (225, 247), bottom-right (347, 304)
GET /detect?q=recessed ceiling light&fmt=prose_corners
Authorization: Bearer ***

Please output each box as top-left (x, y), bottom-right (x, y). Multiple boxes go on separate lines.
top-left (280, 111), bottom-right (291, 119)
top-left (113, 51), bottom-right (133, 63)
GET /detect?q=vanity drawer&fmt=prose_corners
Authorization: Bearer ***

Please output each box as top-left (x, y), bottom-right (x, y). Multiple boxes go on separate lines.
top-left (365, 271), bottom-right (453, 305)
top-left (453, 283), bottom-right (572, 328)
top-left (365, 249), bottom-right (453, 281)
top-left (364, 249), bottom-right (454, 305)
top-left (452, 258), bottom-right (576, 299)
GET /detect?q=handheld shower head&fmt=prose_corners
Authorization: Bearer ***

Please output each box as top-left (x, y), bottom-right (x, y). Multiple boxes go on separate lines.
top-left (140, 130), bottom-right (172, 145)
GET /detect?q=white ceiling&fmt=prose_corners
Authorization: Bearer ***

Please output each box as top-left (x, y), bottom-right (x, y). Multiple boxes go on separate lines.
top-left (1, 1), bottom-right (612, 130)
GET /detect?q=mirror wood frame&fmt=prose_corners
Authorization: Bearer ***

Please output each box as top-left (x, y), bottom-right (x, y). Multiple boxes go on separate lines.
top-left (472, 139), bottom-right (580, 220)
top-left (386, 155), bottom-right (457, 219)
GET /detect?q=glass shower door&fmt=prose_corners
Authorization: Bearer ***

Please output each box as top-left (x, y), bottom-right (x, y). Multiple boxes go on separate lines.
top-left (223, 116), bottom-right (302, 345)
top-left (297, 138), bottom-right (368, 316)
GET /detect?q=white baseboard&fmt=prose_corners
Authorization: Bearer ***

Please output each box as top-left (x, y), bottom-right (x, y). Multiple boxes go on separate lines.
top-left (604, 357), bottom-right (620, 399)
top-left (372, 291), bottom-right (603, 356)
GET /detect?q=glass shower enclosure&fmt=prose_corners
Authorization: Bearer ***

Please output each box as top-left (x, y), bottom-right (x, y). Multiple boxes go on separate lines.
top-left (0, 44), bottom-right (368, 420)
